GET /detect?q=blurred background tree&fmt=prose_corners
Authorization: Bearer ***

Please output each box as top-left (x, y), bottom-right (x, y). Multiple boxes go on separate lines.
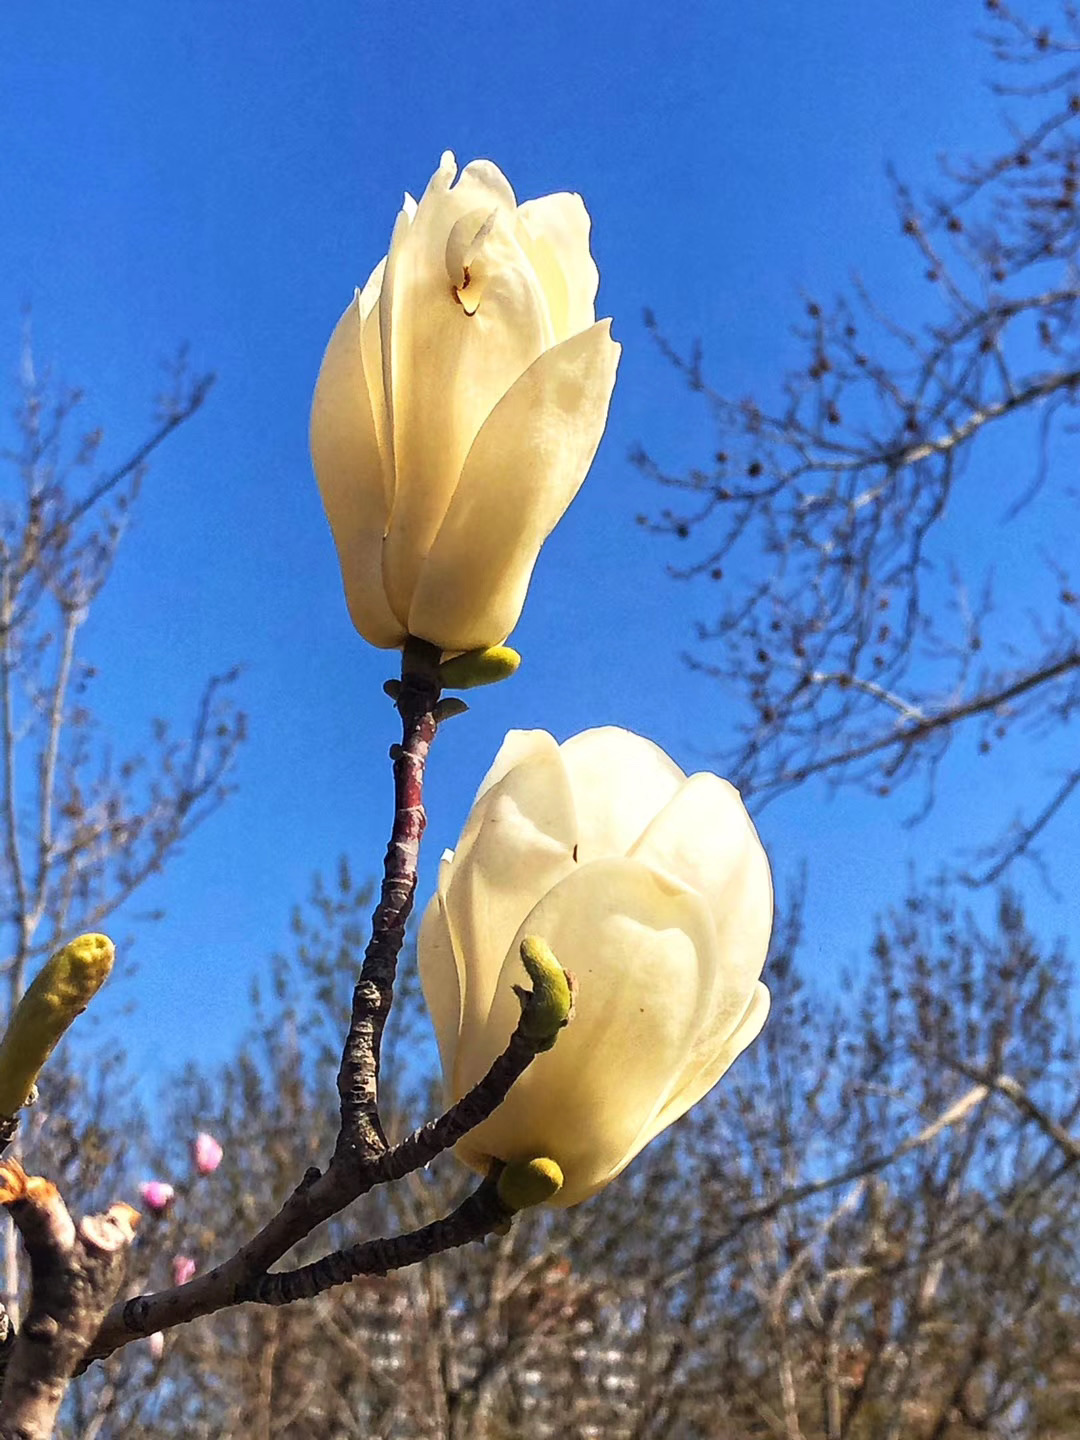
top-left (4, 3), bottom-right (1079, 1437)
top-left (49, 868), bottom-right (1080, 1439)
top-left (0, 333), bottom-right (244, 1323)
top-left (635, 0), bottom-right (1080, 889)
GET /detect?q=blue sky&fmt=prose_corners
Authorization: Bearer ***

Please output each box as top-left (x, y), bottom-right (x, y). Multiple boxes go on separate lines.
top-left (2, 1), bottom-right (1075, 1083)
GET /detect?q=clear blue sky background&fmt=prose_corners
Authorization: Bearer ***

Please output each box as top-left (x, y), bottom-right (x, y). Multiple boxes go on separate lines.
top-left (2, 2), bottom-right (1076, 1085)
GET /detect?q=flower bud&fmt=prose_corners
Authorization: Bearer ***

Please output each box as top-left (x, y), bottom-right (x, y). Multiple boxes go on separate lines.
top-left (192, 1132), bottom-right (223, 1176)
top-left (171, 1255), bottom-right (197, 1286)
top-left (0, 933), bottom-right (115, 1118)
top-left (138, 1181), bottom-right (175, 1215)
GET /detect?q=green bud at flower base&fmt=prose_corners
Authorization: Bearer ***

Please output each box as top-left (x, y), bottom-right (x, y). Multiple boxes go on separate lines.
top-left (514, 936), bottom-right (574, 1051)
top-left (497, 1156), bottom-right (564, 1211)
top-left (0, 934), bottom-right (115, 1118)
top-left (438, 646), bottom-right (521, 691)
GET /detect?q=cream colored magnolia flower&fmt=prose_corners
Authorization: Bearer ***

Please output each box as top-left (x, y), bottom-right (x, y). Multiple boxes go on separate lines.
top-left (311, 152), bottom-right (620, 653)
top-left (418, 728), bottom-right (773, 1207)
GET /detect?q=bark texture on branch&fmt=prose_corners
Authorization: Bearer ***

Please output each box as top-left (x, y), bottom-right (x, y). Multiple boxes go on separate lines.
top-left (0, 1161), bottom-right (136, 1440)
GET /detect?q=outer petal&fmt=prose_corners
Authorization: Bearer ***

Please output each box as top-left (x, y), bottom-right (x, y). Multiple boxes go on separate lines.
top-left (629, 772), bottom-right (774, 993)
top-left (416, 888), bottom-right (462, 1107)
top-left (558, 726), bottom-right (685, 862)
top-left (310, 293), bottom-right (405, 649)
top-left (517, 193), bottom-right (599, 342)
top-left (455, 858), bottom-right (717, 1206)
top-left (469, 729), bottom-right (560, 811)
top-left (358, 256), bottom-right (393, 510)
top-left (407, 321), bottom-right (620, 651)
top-left (630, 981), bottom-right (771, 1160)
top-left (382, 154), bottom-right (554, 623)
top-left (442, 742), bottom-right (578, 1096)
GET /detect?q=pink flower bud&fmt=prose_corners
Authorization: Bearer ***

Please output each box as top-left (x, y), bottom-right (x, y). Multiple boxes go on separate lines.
top-left (138, 1181), bottom-right (175, 1214)
top-left (192, 1132), bottom-right (223, 1176)
top-left (171, 1255), bottom-right (196, 1286)
top-left (147, 1331), bottom-right (165, 1362)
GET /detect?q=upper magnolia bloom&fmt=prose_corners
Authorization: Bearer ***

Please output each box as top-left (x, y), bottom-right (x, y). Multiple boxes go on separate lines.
top-left (418, 727), bottom-right (773, 1207)
top-left (311, 152), bottom-right (620, 652)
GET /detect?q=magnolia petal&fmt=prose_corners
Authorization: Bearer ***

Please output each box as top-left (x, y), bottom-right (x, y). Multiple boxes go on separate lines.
top-left (417, 892), bottom-right (462, 1107)
top-left (377, 202), bottom-right (420, 622)
top-left (408, 321), bottom-right (620, 651)
top-left (441, 745), bottom-right (578, 1095)
top-left (517, 193), bottom-right (599, 342)
top-left (470, 729), bottom-right (562, 811)
top-left (310, 295), bottom-right (405, 649)
top-left (382, 156), bottom-right (552, 625)
top-left (357, 256), bottom-right (393, 510)
top-left (455, 858), bottom-right (717, 1206)
top-left (630, 981), bottom-right (772, 1163)
top-left (558, 726), bottom-right (685, 863)
top-left (630, 772), bottom-right (774, 994)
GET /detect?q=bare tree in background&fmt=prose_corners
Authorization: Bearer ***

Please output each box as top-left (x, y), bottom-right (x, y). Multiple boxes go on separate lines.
top-left (635, 0), bottom-right (1080, 885)
top-left (46, 865), bottom-right (1078, 1440)
top-left (0, 331), bottom-right (245, 1322)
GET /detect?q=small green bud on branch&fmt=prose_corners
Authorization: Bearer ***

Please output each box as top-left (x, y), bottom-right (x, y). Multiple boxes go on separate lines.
top-left (438, 645), bottom-right (521, 690)
top-left (514, 935), bottom-right (574, 1051)
top-left (497, 1156), bottom-right (564, 1211)
top-left (0, 934), bottom-right (115, 1118)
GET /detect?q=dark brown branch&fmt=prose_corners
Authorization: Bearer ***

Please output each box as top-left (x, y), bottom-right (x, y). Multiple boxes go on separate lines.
top-left (241, 1178), bottom-right (511, 1307)
top-left (0, 1162), bottom-right (136, 1440)
top-left (335, 637), bottom-right (442, 1165)
top-left (82, 994), bottom-right (560, 1361)
top-left (373, 1030), bottom-right (553, 1185)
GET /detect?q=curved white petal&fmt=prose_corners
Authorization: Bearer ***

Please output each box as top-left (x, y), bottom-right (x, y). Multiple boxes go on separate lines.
top-left (408, 322), bottom-right (620, 650)
top-left (630, 772), bottom-right (774, 993)
top-left (454, 858), bottom-right (717, 1207)
top-left (416, 892), bottom-right (462, 1107)
top-left (631, 981), bottom-right (771, 1160)
top-left (517, 193), bottom-right (599, 342)
top-left (558, 726), bottom-right (685, 862)
top-left (310, 294), bottom-right (405, 649)
top-left (470, 729), bottom-right (560, 810)
top-left (357, 256), bottom-right (393, 510)
top-left (441, 742), bottom-right (578, 1095)
top-left (381, 155), bottom-right (553, 625)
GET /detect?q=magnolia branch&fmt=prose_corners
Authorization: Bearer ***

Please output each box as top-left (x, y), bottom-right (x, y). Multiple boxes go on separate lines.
top-left (77, 641), bottom-right (563, 1371)
top-left (0, 1162), bottom-right (137, 1440)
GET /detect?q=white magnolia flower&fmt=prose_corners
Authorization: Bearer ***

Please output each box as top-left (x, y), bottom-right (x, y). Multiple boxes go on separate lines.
top-left (311, 152), bottom-right (620, 652)
top-left (419, 727), bottom-right (773, 1207)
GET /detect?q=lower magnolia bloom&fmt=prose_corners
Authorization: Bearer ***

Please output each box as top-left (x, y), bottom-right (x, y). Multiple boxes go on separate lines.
top-left (418, 727), bottom-right (773, 1207)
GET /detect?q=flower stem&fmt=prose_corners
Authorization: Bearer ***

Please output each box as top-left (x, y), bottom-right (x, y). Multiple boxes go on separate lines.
top-left (335, 637), bottom-right (442, 1164)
